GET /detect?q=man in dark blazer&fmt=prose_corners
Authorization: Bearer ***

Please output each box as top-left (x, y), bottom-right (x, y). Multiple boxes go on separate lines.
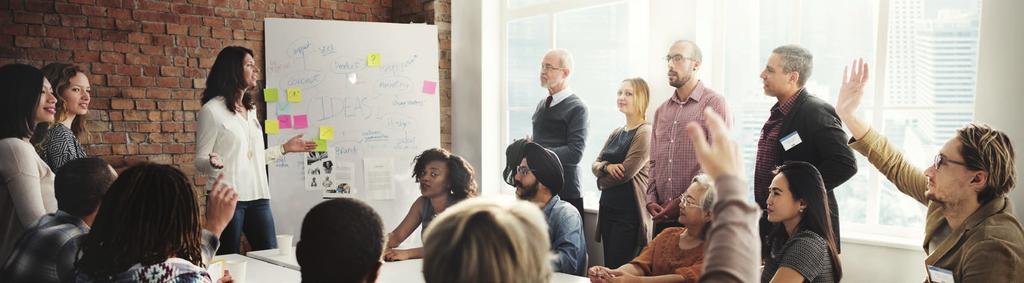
top-left (754, 45), bottom-right (857, 253)
top-left (532, 48), bottom-right (588, 218)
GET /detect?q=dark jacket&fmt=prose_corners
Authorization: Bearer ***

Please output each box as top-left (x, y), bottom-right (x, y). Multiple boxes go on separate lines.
top-left (777, 89), bottom-right (858, 250)
top-left (532, 94), bottom-right (589, 200)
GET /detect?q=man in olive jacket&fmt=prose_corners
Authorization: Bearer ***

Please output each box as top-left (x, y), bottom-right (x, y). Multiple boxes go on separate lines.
top-left (837, 59), bottom-right (1024, 282)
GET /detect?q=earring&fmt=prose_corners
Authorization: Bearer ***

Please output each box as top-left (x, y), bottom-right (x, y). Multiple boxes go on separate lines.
top-left (799, 207), bottom-right (805, 213)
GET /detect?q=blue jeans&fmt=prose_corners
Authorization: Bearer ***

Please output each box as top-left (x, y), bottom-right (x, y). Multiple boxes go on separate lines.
top-left (216, 199), bottom-right (278, 255)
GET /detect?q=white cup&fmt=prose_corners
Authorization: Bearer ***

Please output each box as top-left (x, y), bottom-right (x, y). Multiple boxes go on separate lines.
top-left (224, 260), bottom-right (247, 283)
top-left (277, 234), bottom-right (294, 255)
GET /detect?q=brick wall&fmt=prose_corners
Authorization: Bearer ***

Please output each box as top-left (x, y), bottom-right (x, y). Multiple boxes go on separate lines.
top-left (0, 0), bottom-right (451, 186)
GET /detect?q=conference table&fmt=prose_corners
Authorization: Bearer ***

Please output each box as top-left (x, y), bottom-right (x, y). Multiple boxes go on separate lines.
top-left (243, 247), bottom-right (590, 282)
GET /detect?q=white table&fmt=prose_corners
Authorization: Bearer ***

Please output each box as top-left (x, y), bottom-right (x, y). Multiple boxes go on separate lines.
top-left (211, 254), bottom-right (300, 283)
top-left (245, 248), bottom-right (588, 282)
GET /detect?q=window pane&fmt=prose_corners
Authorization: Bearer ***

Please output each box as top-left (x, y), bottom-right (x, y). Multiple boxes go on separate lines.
top-left (555, 3), bottom-right (630, 202)
top-left (508, 0), bottom-right (547, 10)
top-left (507, 15), bottom-right (551, 142)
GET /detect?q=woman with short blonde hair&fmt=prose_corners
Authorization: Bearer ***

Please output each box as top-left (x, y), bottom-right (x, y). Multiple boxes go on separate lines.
top-left (422, 198), bottom-right (551, 283)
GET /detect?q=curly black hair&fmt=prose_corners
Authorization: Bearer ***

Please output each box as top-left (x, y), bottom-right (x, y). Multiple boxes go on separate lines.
top-left (412, 148), bottom-right (478, 201)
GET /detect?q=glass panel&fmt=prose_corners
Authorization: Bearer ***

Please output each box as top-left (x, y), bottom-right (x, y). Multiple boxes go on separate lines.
top-left (508, 0), bottom-right (548, 10)
top-left (507, 15), bottom-right (551, 143)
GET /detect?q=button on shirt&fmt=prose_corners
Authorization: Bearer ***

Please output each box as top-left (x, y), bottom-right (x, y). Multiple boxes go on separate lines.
top-left (195, 97), bottom-right (285, 201)
top-left (753, 90), bottom-right (802, 209)
top-left (646, 81), bottom-right (731, 206)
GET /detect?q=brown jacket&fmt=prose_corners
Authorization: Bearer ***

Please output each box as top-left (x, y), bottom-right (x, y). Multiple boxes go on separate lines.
top-left (850, 128), bottom-right (1024, 282)
top-left (592, 123), bottom-right (653, 244)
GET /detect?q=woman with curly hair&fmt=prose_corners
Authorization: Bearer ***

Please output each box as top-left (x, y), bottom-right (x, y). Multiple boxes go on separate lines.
top-left (384, 148), bottom-right (478, 261)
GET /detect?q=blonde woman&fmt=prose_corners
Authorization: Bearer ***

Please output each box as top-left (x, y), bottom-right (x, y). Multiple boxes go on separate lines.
top-left (592, 77), bottom-right (653, 268)
top-left (589, 174), bottom-right (716, 283)
top-left (422, 198), bottom-right (551, 283)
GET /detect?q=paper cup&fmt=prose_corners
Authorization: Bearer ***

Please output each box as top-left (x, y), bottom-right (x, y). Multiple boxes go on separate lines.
top-left (225, 260), bottom-right (247, 283)
top-left (277, 234), bottom-right (294, 255)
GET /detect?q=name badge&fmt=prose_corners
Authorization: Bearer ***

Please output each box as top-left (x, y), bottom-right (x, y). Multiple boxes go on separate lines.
top-left (926, 265), bottom-right (954, 283)
top-left (780, 131), bottom-right (802, 151)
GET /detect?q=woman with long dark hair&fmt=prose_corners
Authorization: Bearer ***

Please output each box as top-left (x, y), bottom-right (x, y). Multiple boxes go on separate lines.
top-left (35, 63), bottom-right (91, 172)
top-left (762, 161), bottom-right (842, 283)
top-left (75, 163), bottom-right (237, 282)
top-left (194, 46), bottom-right (316, 255)
top-left (384, 148), bottom-right (478, 261)
top-left (0, 64), bottom-right (58, 265)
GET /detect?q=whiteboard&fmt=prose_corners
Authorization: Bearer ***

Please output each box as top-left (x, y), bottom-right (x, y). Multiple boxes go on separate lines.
top-left (264, 18), bottom-right (440, 245)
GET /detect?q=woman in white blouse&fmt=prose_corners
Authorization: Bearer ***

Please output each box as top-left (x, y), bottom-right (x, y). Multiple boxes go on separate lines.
top-left (0, 63), bottom-right (58, 264)
top-left (195, 46), bottom-right (316, 255)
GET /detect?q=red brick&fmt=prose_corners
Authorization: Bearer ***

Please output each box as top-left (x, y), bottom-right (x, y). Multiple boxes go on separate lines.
top-left (142, 22), bottom-right (165, 34)
top-left (115, 65), bottom-right (142, 76)
top-left (113, 43), bottom-right (137, 53)
top-left (110, 98), bottom-right (134, 109)
top-left (135, 100), bottom-right (155, 110)
top-left (211, 27), bottom-right (231, 39)
top-left (123, 110), bottom-right (147, 121)
top-left (162, 121), bottom-right (184, 131)
top-left (146, 88), bottom-right (171, 99)
top-left (140, 45), bottom-right (163, 55)
top-left (166, 23), bottom-right (187, 35)
top-left (87, 145), bottom-right (112, 156)
top-left (56, 3), bottom-right (83, 15)
top-left (139, 144), bottom-right (162, 154)
top-left (14, 13), bottom-right (44, 24)
top-left (1, 25), bottom-right (28, 36)
top-left (63, 40), bottom-right (88, 51)
top-left (82, 6), bottom-right (108, 17)
top-left (108, 75), bottom-right (130, 87)
top-left (149, 111), bottom-right (163, 121)
top-left (125, 53), bottom-right (150, 65)
top-left (127, 32), bottom-right (150, 44)
top-left (159, 66), bottom-right (181, 76)
top-left (123, 88), bottom-right (146, 98)
top-left (131, 76), bottom-right (155, 87)
top-left (157, 77), bottom-right (179, 88)
top-left (91, 63), bottom-right (114, 75)
top-left (148, 133), bottom-right (173, 143)
top-left (183, 100), bottom-right (202, 110)
top-left (46, 27), bottom-right (75, 39)
top-left (103, 132), bottom-right (128, 144)
top-left (100, 52), bottom-right (123, 64)
top-left (165, 143), bottom-right (186, 154)
top-left (14, 36), bottom-right (42, 48)
top-left (157, 101), bottom-right (182, 111)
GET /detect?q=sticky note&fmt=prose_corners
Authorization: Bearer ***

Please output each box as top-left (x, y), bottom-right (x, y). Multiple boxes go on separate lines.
top-left (367, 53), bottom-right (381, 67)
top-left (264, 88), bottom-right (279, 102)
top-left (286, 88), bottom-right (302, 103)
top-left (422, 80), bottom-right (437, 95)
top-left (319, 126), bottom-right (334, 140)
top-left (278, 115), bottom-right (292, 129)
top-left (264, 120), bottom-right (280, 134)
top-left (294, 115), bottom-right (308, 129)
top-left (314, 139), bottom-right (327, 152)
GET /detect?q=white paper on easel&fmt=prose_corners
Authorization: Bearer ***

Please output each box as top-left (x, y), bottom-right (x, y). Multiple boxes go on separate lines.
top-left (363, 157), bottom-right (395, 200)
top-left (322, 161), bottom-right (357, 199)
top-left (305, 150), bottom-right (346, 193)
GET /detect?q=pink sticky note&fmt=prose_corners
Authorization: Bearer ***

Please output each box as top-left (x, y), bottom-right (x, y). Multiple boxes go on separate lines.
top-left (422, 80), bottom-right (437, 95)
top-left (278, 115), bottom-right (292, 129)
top-left (294, 115), bottom-right (309, 129)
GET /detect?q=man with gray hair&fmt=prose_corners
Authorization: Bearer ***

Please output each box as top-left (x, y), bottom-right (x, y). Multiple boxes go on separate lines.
top-left (754, 45), bottom-right (857, 253)
top-left (533, 49), bottom-right (589, 218)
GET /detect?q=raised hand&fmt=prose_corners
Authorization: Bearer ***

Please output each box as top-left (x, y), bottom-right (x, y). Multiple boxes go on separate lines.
top-left (205, 173), bottom-right (238, 236)
top-left (836, 58), bottom-right (871, 139)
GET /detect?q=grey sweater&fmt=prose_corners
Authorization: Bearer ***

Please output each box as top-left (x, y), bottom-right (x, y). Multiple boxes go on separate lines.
top-left (532, 94), bottom-right (588, 199)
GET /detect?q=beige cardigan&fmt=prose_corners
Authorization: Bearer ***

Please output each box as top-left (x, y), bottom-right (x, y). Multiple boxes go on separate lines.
top-left (850, 128), bottom-right (1024, 282)
top-left (591, 123), bottom-right (653, 244)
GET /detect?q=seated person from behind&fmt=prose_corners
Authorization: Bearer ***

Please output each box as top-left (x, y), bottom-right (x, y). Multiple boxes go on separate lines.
top-left (384, 148), bottom-right (478, 261)
top-left (297, 198), bottom-right (385, 283)
top-left (762, 161), bottom-right (842, 283)
top-left (588, 174), bottom-right (716, 283)
top-left (510, 141), bottom-right (587, 275)
top-left (0, 158), bottom-right (116, 283)
top-left (422, 198), bottom-right (552, 283)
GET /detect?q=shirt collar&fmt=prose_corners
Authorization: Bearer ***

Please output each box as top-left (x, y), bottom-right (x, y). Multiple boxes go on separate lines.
top-left (772, 88), bottom-right (803, 115)
top-left (669, 80), bottom-right (706, 104)
top-left (543, 194), bottom-right (562, 215)
top-left (54, 210), bottom-right (90, 231)
top-left (547, 88), bottom-right (574, 107)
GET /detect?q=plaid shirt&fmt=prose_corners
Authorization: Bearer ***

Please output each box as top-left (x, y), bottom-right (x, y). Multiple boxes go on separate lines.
top-left (646, 81), bottom-right (732, 206)
top-left (0, 210), bottom-right (87, 283)
top-left (753, 90), bottom-right (802, 209)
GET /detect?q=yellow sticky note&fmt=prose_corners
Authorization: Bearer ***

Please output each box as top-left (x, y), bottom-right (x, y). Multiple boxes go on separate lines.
top-left (263, 88), bottom-right (279, 102)
top-left (314, 139), bottom-right (327, 152)
top-left (367, 53), bottom-right (381, 67)
top-left (319, 126), bottom-right (334, 140)
top-left (286, 88), bottom-right (302, 103)
top-left (264, 119), bottom-right (280, 134)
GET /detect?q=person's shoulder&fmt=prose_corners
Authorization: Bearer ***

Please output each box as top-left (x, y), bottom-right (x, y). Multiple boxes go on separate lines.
top-left (46, 124), bottom-right (73, 136)
top-left (553, 200), bottom-right (582, 221)
top-left (200, 96), bottom-right (228, 112)
top-left (784, 230), bottom-right (828, 252)
top-left (0, 138), bottom-right (34, 154)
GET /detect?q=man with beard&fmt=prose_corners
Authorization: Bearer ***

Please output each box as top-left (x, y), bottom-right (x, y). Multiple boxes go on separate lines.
top-left (512, 142), bottom-right (586, 276)
top-left (753, 45), bottom-right (856, 253)
top-left (646, 40), bottom-right (731, 236)
top-left (532, 49), bottom-right (588, 219)
top-left (836, 59), bottom-right (1023, 282)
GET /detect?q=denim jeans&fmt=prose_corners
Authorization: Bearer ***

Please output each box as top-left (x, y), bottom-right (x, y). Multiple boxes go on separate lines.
top-left (216, 199), bottom-right (278, 255)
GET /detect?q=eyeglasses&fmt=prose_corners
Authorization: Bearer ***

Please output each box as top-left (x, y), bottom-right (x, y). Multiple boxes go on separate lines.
top-left (665, 54), bottom-right (694, 64)
top-left (933, 154), bottom-right (968, 170)
top-left (681, 197), bottom-right (700, 208)
top-left (516, 166), bottom-right (535, 176)
top-left (540, 64), bottom-right (564, 72)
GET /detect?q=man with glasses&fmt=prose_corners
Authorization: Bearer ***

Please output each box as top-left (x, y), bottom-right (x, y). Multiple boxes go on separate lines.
top-left (533, 48), bottom-right (589, 219)
top-left (646, 40), bottom-right (732, 236)
top-left (512, 142), bottom-right (586, 276)
top-left (836, 59), bottom-right (1023, 282)
top-left (753, 45), bottom-right (857, 253)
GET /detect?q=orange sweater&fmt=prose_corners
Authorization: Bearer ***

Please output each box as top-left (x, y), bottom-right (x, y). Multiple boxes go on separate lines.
top-left (628, 227), bottom-right (705, 281)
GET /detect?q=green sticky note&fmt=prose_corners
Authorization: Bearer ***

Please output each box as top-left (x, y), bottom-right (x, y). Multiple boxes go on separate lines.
top-left (314, 139), bottom-right (327, 152)
top-left (286, 88), bottom-right (302, 103)
top-left (367, 53), bottom-right (381, 67)
top-left (319, 126), bottom-right (334, 140)
top-left (263, 88), bottom-right (279, 102)
top-left (264, 119), bottom-right (280, 134)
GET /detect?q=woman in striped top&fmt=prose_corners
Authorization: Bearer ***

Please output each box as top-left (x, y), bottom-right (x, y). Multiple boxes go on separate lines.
top-left (36, 63), bottom-right (91, 172)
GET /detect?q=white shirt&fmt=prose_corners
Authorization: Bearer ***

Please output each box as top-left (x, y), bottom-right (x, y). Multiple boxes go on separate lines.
top-left (195, 97), bottom-right (284, 201)
top-left (0, 137), bottom-right (56, 264)
top-left (545, 88), bottom-right (574, 107)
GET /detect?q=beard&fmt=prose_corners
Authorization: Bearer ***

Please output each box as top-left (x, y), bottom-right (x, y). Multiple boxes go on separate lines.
top-left (515, 180), bottom-right (539, 201)
top-left (925, 190), bottom-right (947, 205)
top-left (669, 71), bottom-right (690, 88)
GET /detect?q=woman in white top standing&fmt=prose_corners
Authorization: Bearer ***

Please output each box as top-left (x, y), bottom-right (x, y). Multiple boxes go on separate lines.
top-left (195, 46), bottom-right (316, 254)
top-left (0, 63), bottom-right (59, 264)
